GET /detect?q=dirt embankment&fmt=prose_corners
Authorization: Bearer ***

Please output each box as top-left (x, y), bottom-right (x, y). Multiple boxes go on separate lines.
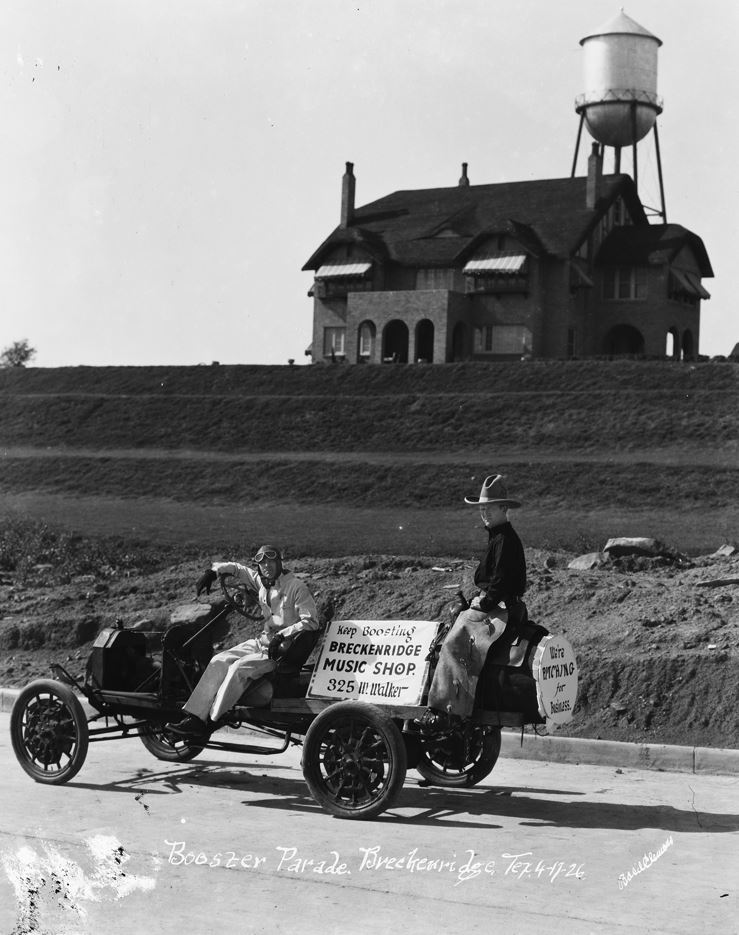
top-left (1, 547), bottom-right (737, 750)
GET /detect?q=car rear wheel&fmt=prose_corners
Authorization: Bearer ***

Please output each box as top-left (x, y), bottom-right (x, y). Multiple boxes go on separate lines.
top-left (416, 725), bottom-right (501, 787)
top-left (138, 722), bottom-right (204, 761)
top-left (10, 679), bottom-right (89, 784)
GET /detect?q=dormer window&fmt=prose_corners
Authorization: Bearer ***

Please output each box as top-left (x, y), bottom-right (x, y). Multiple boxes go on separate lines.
top-left (668, 269), bottom-right (710, 305)
top-left (464, 255), bottom-right (526, 274)
top-left (314, 261), bottom-right (373, 298)
top-left (416, 268), bottom-right (457, 290)
top-left (463, 254), bottom-right (528, 294)
top-left (316, 262), bottom-right (372, 280)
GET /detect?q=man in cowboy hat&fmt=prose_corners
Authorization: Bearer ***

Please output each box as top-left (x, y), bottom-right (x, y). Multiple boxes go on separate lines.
top-left (167, 544), bottom-right (319, 738)
top-left (465, 474), bottom-right (527, 623)
top-left (423, 474), bottom-right (527, 726)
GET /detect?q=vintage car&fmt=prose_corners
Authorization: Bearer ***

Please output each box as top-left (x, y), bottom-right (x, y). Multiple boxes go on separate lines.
top-left (10, 574), bottom-right (578, 820)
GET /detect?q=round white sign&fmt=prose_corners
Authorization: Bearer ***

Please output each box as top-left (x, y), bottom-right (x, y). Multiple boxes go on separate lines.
top-left (531, 634), bottom-right (579, 724)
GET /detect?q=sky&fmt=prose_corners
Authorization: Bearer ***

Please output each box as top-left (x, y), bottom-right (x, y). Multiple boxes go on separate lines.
top-left (1, 0), bottom-right (736, 367)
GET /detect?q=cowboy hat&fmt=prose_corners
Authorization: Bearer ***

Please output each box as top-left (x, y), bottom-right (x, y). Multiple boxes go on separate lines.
top-left (464, 474), bottom-right (522, 508)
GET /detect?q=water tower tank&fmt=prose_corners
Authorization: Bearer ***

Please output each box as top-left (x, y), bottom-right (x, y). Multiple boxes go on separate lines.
top-left (576, 10), bottom-right (662, 148)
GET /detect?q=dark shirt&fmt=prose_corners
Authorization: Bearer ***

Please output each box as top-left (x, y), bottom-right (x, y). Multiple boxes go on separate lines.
top-left (473, 521), bottom-right (527, 613)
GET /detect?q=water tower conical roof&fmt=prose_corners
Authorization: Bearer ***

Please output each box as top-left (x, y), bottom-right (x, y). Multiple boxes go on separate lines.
top-left (580, 10), bottom-right (662, 46)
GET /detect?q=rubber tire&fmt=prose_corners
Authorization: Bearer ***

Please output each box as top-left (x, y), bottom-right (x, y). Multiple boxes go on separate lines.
top-left (416, 726), bottom-right (501, 787)
top-left (10, 679), bottom-right (89, 785)
top-left (138, 723), bottom-right (204, 762)
top-left (302, 701), bottom-right (407, 820)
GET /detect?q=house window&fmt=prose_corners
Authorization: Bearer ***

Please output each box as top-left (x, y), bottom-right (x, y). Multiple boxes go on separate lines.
top-left (323, 327), bottom-right (346, 357)
top-left (463, 255), bottom-right (529, 294)
top-left (612, 198), bottom-right (629, 226)
top-left (475, 325), bottom-right (494, 353)
top-left (358, 321), bottom-right (375, 358)
top-left (475, 325), bottom-right (532, 355)
top-left (603, 266), bottom-right (643, 300)
top-left (415, 268), bottom-right (455, 290)
top-left (668, 269), bottom-right (708, 306)
top-left (314, 262), bottom-right (373, 298)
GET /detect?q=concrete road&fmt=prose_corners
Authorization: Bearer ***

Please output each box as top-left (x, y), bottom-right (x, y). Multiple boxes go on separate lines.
top-left (1, 712), bottom-right (737, 935)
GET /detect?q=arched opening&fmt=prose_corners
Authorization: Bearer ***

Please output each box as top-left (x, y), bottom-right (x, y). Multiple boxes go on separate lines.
top-left (603, 324), bottom-right (645, 357)
top-left (449, 322), bottom-right (466, 362)
top-left (382, 320), bottom-right (409, 363)
top-left (415, 319), bottom-right (434, 363)
top-left (681, 329), bottom-right (695, 361)
top-left (666, 327), bottom-right (679, 360)
top-left (357, 320), bottom-right (376, 362)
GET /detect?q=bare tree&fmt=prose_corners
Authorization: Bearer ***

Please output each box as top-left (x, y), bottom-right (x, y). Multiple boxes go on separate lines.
top-left (0, 339), bottom-right (36, 368)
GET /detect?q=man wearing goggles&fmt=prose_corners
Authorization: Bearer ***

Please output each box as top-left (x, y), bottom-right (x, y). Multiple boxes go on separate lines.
top-left (168, 543), bottom-right (318, 738)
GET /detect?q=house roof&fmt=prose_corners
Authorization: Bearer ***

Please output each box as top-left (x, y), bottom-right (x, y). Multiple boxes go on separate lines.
top-left (596, 224), bottom-right (714, 277)
top-left (303, 174), bottom-right (646, 271)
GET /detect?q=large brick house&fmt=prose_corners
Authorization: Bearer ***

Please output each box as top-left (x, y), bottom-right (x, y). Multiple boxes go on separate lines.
top-left (302, 149), bottom-right (712, 363)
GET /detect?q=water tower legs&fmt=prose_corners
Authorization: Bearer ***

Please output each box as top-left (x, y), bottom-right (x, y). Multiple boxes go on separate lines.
top-left (631, 103), bottom-right (639, 193)
top-left (569, 118), bottom-right (666, 222)
top-left (653, 122), bottom-right (667, 222)
top-left (571, 113), bottom-right (585, 178)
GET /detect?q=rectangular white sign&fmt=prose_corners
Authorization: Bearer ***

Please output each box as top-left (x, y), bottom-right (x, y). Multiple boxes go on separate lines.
top-left (307, 619), bottom-right (439, 706)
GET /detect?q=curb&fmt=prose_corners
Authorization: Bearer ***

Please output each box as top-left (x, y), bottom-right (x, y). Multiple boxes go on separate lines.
top-left (499, 730), bottom-right (739, 776)
top-left (2, 686), bottom-right (737, 776)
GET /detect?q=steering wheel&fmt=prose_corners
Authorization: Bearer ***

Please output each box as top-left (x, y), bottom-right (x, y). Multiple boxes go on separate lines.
top-left (219, 572), bottom-right (263, 621)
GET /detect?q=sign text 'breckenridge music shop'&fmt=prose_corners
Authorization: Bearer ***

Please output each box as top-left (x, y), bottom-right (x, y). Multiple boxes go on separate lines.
top-left (307, 620), bottom-right (439, 705)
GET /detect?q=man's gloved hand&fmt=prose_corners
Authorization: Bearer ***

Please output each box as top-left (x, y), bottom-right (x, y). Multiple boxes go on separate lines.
top-left (267, 632), bottom-right (288, 661)
top-left (196, 568), bottom-right (218, 596)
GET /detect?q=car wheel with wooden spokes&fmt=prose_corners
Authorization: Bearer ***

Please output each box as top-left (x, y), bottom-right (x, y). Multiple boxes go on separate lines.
top-left (138, 722), bottom-right (204, 761)
top-left (415, 724), bottom-right (501, 787)
top-left (10, 679), bottom-right (89, 784)
top-left (302, 702), bottom-right (407, 820)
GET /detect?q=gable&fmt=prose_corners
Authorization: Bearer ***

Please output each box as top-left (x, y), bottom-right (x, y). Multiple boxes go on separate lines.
top-left (596, 224), bottom-right (713, 276)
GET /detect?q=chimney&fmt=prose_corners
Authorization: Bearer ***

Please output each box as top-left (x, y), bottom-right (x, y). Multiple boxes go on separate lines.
top-left (340, 162), bottom-right (355, 228)
top-left (458, 162), bottom-right (470, 187)
top-left (586, 143), bottom-right (603, 209)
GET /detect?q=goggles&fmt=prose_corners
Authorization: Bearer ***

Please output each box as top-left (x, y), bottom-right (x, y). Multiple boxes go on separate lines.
top-left (254, 548), bottom-right (280, 563)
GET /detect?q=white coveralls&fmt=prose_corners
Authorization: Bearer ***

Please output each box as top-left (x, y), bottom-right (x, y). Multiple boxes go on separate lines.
top-left (183, 562), bottom-right (319, 722)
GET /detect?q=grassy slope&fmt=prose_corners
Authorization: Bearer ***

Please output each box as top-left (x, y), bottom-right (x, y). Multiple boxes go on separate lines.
top-left (0, 360), bottom-right (736, 452)
top-left (0, 360), bottom-right (737, 553)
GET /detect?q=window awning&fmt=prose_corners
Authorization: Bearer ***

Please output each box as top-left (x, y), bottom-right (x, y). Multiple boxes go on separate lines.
top-left (463, 255), bottom-right (527, 275)
top-left (315, 262), bottom-right (372, 280)
top-left (670, 269), bottom-right (711, 300)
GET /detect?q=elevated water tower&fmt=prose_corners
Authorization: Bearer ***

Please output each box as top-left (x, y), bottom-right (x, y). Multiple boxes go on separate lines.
top-left (571, 10), bottom-right (666, 219)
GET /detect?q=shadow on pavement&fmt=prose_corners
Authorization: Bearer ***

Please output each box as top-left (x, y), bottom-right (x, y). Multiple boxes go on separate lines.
top-left (66, 763), bottom-right (739, 832)
top-left (389, 784), bottom-right (739, 833)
